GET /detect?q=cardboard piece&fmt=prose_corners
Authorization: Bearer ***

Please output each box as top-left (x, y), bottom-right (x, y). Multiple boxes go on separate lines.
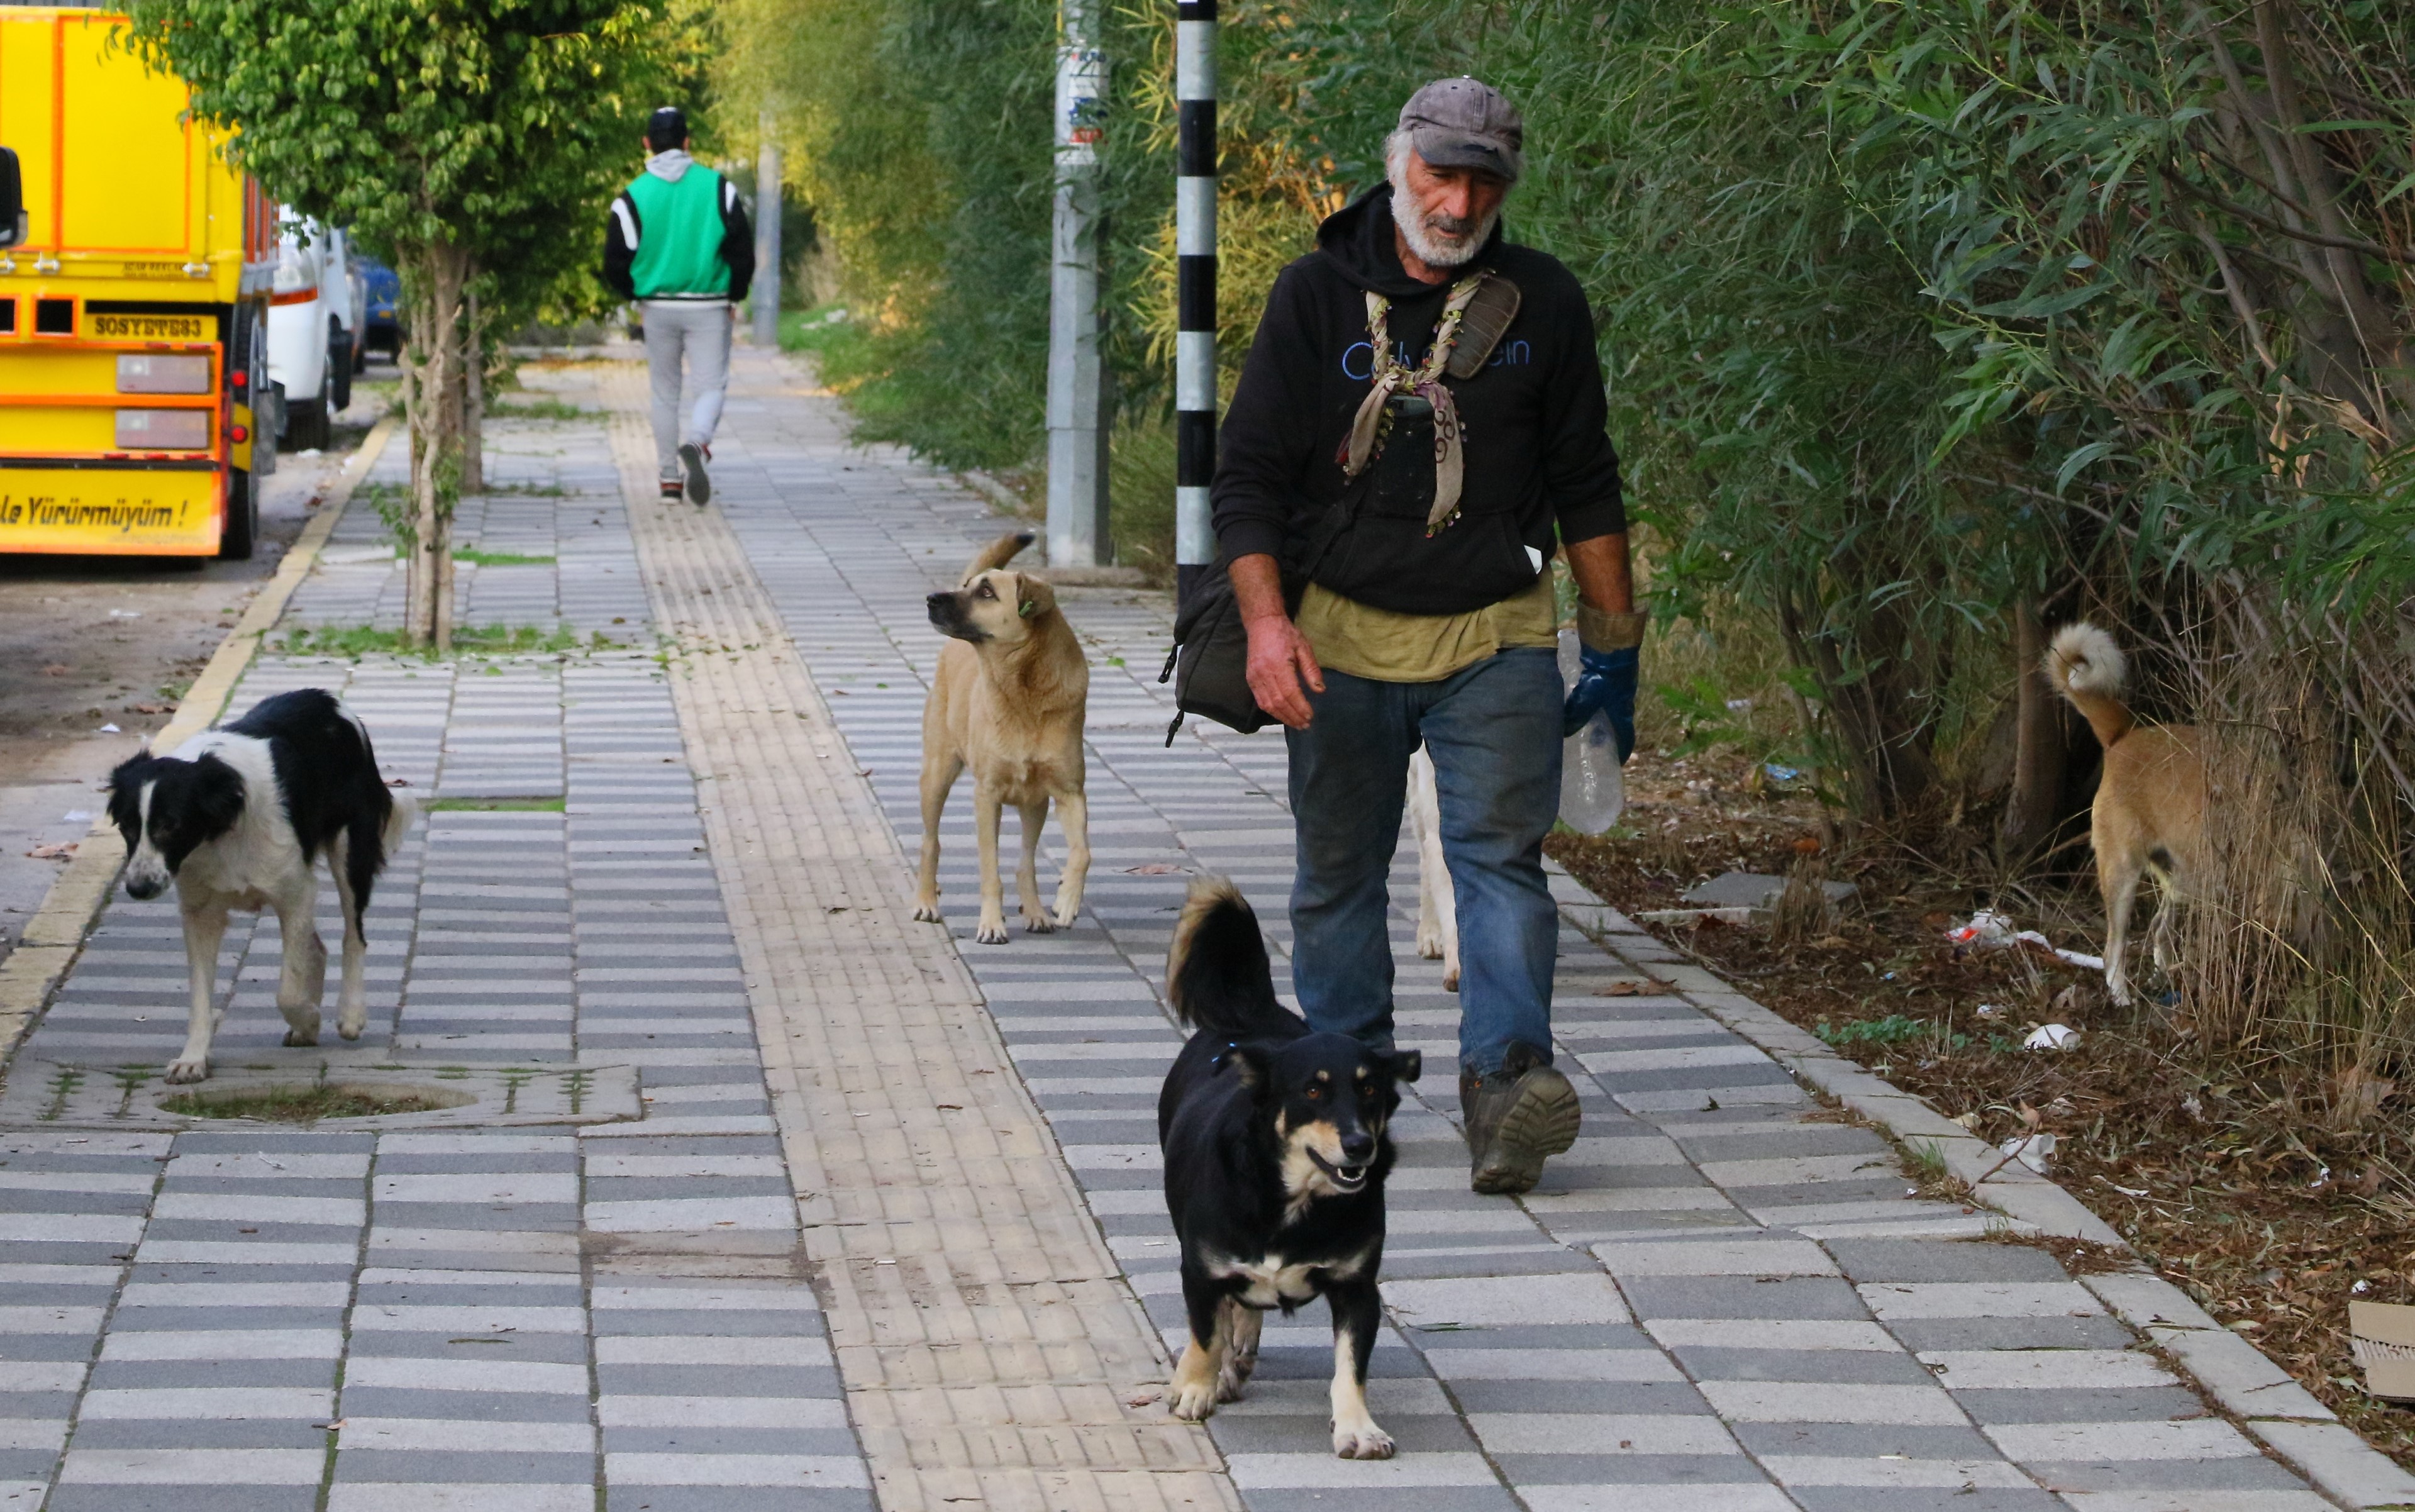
top-left (2348, 1300), bottom-right (2415, 1401)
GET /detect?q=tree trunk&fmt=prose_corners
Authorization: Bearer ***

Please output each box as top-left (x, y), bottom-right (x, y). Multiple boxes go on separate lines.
top-left (462, 283), bottom-right (485, 495)
top-left (2000, 599), bottom-right (2070, 861)
top-left (399, 240), bottom-right (469, 650)
top-left (1777, 583), bottom-right (1940, 821)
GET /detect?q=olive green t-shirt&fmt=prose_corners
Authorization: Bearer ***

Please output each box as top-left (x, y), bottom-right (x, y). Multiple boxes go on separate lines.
top-left (1296, 573), bottom-right (1558, 684)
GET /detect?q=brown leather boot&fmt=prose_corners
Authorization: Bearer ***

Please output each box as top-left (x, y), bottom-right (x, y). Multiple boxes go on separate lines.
top-left (1459, 1040), bottom-right (1581, 1195)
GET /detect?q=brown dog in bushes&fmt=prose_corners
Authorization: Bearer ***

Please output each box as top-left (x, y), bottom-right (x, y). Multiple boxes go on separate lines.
top-left (2047, 622), bottom-right (2208, 1006)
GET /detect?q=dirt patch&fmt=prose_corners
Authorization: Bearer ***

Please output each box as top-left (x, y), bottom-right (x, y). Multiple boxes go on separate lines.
top-left (160, 1082), bottom-right (464, 1123)
top-left (1548, 743), bottom-right (2415, 1469)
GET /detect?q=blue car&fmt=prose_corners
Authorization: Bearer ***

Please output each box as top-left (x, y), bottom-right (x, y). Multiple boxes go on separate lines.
top-left (355, 255), bottom-right (402, 362)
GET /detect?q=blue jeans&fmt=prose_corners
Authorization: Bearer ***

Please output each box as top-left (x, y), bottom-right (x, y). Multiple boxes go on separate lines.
top-left (1285, 646), bottom-right (1563, 1078)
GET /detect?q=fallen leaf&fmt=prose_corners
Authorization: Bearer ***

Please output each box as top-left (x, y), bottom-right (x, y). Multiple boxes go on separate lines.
top-left (1594, 979), bottom-right (1674, 996)
top-left (41, 664), bottom-right (68, 677)
top-left (1123, 864), bottom-right (1185, 875)
top-left (129, 703), bottom-right (169, 715)
top-left (26, 843), bottom-right (75, 860)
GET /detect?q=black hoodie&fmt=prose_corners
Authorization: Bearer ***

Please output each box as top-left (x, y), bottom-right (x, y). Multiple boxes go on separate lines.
top-left (1210, 184), bottom-right (1624, 618)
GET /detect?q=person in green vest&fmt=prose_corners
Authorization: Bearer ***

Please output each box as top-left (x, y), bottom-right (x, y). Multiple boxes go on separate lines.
top-left (605, 106), bottom-right (756, 504)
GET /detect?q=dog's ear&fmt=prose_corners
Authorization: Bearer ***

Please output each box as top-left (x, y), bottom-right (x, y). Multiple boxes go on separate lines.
top-left (1383, 1048), bottom-right (1423, 1084)
top-left (1221, 1042), bottom-right (1274, 1093)
top-left (186, 755), bottom-right (248, 839)
top-left (1015, 573), bottom-right (1056, 620)
top-left (105, 757), bottom-right (155, 840)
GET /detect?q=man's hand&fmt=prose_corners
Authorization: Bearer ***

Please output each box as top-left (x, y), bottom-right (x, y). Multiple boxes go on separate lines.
top-left (1563, 533), bottom-right (1642, 762)
top-left (1246, 615), bottom-right (1324, 730)
top-left (1562, 643), bottom-right (1638, 760)
top-left (1230, 553), bottom-right (1323, 730)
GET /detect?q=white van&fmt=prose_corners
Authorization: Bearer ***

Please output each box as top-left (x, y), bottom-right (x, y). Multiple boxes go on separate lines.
top-left (267, 214), bottom-right (359, 451)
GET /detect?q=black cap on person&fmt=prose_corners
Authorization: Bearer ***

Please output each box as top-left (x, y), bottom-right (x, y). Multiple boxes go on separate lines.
top-left (646, 107), bottom-right (688, 153)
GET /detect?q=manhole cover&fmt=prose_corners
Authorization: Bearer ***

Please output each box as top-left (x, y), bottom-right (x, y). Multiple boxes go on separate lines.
top-left (0, 1058), bottom-right (641, 1130)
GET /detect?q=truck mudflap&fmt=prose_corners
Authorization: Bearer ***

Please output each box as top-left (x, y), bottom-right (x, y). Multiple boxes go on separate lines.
top-left (0, 464), bottom-right (224, 554)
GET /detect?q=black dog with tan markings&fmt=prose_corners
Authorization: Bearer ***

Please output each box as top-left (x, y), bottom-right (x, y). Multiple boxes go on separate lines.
top-left (1157, 877), bottom-right (1421, 1458)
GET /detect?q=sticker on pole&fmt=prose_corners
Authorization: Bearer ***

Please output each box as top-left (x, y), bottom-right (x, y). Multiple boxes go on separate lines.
top-left (1056, 46), bottom-right (1106, 165)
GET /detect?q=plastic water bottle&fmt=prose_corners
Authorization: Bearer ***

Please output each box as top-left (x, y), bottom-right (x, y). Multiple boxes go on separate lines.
top-left (1558, 628), bottom-right (1624, 834)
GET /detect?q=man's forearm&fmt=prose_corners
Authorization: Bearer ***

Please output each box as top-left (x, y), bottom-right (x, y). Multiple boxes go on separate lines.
top-left (1565, 532), bottom-right (1633, 614)
top-left (1566, 531), bottom-right (1644, 650)
top-left (1230, 553), bottom-right (1289, 624)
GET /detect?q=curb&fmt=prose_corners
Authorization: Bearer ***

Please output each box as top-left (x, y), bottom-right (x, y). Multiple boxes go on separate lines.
top-left (1548, 865), bottom-right (2415, 1511)
top-left (0, 414), bottom-right (399, 1070)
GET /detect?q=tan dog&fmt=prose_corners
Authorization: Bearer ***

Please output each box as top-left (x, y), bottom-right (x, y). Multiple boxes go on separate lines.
top-left (1409, 747), bottom-right (1460, 991)
top-left (913, 531), bottom-right (1091, 943)
top-left (2046, 623), bottom-right (2208, 1005)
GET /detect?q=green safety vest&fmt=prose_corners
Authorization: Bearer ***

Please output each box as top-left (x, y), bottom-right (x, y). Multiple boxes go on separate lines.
top-left (625, 165), bottom-right (731, 300)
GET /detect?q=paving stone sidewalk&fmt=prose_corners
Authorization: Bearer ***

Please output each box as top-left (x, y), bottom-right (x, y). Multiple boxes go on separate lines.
top-left (0, 348), bottom-right (2384, 1512)
top-left (0, 377), bottom-right (870, 1512)
top-left (690, 347), bottom-right (2355, 1512)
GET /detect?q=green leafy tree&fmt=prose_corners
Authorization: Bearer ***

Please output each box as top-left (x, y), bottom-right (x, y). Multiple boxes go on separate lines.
top-left (128, 0), bottom-right (669, 647)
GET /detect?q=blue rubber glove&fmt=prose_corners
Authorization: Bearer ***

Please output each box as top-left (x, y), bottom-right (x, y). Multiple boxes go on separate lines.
top-left (1562, 643), bottom-right (1638, 762)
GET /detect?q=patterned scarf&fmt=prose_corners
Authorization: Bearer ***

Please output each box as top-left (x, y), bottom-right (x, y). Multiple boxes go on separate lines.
top-left (1338, 272), bottom-right (1489, 536)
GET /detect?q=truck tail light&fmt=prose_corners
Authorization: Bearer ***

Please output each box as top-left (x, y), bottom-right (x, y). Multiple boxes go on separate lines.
top-left (116, 409), bottom-right (211, 450)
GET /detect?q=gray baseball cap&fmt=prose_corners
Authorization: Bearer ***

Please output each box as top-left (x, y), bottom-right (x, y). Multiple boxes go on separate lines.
top-left (1398, 77), bottom-right (1523, 182)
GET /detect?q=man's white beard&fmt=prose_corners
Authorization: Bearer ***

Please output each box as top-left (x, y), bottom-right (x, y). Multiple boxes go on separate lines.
top-left (1389, 165), bottom-right (1499, 270)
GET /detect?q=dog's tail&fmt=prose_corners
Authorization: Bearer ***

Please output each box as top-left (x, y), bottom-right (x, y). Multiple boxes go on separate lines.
top-left (382, 789), bottom-right (420, 854)
top-left (1167, 877), bottom-right (1299, 1038)
top-left (2045, 622), bottom-right (2136, 750)
top-left (961, 530), bottom-right (1036, 586)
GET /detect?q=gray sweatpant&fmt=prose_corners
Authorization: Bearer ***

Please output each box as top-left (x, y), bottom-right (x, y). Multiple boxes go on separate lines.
top-left (642, 300), bottom-right (731, 480)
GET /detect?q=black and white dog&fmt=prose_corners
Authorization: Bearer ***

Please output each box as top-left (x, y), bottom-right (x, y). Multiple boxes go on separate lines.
top-left (106, 689), bottom-right (416, 1084)
top-left (1158, 878), bottom-right (1421, 1459)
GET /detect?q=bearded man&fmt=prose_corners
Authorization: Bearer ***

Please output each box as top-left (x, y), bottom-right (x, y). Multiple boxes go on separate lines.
top-left (1210, 77), bottom-right (1642, 1194)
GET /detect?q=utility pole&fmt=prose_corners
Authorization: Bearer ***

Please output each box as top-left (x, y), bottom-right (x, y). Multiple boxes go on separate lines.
top-left (753, 109), bottom-right (782, 347)
top-left (1045, 1), bottom-right (1110, 567)
top-left (1174, 1), bottom-right (1215, 604)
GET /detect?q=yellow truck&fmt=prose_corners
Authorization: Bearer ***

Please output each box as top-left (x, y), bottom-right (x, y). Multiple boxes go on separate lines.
top-left (0, 6), bottom-right (275, 560)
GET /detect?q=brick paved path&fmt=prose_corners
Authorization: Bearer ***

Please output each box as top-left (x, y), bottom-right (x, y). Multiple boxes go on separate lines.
top-left (0, 348), bottom-right (2368, 1512)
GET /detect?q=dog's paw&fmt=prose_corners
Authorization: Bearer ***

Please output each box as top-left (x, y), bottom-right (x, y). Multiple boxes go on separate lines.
top-left (1167, 1380), bottom-right (1220, 1421)
top-left (1442, 964), bottom-right (1461, 992)
top-left (1416, 930), bottom-right (1445, 960)
top-left (912, 901), bottom-right (943, 923)
top-left (1215, 1360), bottom-right (1250, 1403)
top-left (281, 1011), bottom-right (321, 1048)
top-left (1331, 1423), bottom-right (1395, 1460)
top-left (336, 1012), bottom-right (365, 1042)
top-left (975, 920), bottom-right (1011, 945)
top-left (164, 1055), bottom-right (209, 1085)
top-left (1052, 903), bottom-right (1080, 929)
top-left (1022, 913), bottom-right (1057, 935)
top-left (282, 1028), bottom-right (321, 1047)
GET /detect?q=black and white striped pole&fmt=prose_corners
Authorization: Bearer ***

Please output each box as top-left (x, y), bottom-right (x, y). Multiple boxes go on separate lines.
top-left (1174, 0), bottom-right (1216, 605)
